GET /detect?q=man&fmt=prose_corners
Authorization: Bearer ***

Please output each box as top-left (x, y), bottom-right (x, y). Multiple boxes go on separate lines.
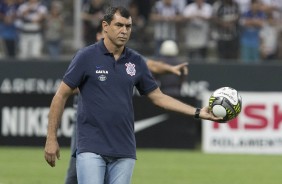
top-left (150, 0), bottom-right (182, 56)
top-left (183, 0), bottom-right (212, 60)
top-left (16, 0), bottom-right (47, 59)
top-left (65, 19), bottom-right (188, 184)
top-left (44, 6), bottom-right (221, 184)
top-left (81, 0), bottom-right (107, 46)
top-left (240, 0), bottom-right (265, 63)
top-left (212, 0), bottom-right (240, 60)
top-left (0, 0), bottom-right (18, 58)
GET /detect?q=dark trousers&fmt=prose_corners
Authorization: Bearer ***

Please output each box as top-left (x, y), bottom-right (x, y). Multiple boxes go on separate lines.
top-left (217, 39), bottom-right (239, 60)
top-left (4, 39), bottom-right (16, 58)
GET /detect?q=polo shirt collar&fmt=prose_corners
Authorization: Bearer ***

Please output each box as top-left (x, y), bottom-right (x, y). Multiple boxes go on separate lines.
top-left (98, 39), bottom-right (128, 59)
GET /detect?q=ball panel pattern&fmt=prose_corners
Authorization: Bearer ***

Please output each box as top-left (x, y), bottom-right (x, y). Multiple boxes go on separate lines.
top-left (209, 87), bottom-right (242, 122)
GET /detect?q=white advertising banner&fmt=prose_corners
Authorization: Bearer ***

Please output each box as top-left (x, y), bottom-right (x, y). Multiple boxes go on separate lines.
top-left (202, 92), bottom-right (282, 154)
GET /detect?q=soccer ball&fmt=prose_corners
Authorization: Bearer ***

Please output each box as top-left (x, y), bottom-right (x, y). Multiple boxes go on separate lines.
top-left (209, 87), bottom-right (242, 122)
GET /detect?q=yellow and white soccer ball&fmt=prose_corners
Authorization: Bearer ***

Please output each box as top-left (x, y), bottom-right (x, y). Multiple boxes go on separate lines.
top-left (209, 87), bottom-right (242, 122)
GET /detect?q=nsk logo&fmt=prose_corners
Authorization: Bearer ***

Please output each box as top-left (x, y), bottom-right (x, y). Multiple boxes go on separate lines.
top-left (213, 104), bottom-right (282, 130)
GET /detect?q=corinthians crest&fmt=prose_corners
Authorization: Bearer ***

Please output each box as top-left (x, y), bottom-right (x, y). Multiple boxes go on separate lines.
top-left (125, 62), bottom-right (136, 76)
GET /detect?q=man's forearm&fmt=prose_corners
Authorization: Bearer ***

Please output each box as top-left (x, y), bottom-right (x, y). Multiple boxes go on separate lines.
top-left (46, 95), bottom-right (67, 139)
top-left (153, 93), bottom-right (196, 116)
top-left (148, 88), bottom-right (196, 116)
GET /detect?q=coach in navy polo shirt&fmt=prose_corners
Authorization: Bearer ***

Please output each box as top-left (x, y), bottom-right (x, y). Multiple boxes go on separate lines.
top-left (44, 6), bottom-right (221, 184)
top-left (64, 38), bottom-right (159, 160)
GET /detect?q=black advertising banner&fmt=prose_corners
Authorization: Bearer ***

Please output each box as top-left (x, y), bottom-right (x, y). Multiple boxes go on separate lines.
top-left (0, 61), bottom-right (75, 146)
top-left (179, 63), bottom-right (282, 100)
top-left (134, 96), bottom-right (198, 149)
top-left (0, 93), bottom-right (75, 146)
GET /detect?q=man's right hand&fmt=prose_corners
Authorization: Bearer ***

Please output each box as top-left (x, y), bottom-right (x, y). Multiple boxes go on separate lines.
top-left (44, 138), bottom-right (60, 167)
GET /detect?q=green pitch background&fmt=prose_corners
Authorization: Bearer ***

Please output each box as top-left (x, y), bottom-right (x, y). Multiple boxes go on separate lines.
top-left (0, 147), bottom-right (281, 184)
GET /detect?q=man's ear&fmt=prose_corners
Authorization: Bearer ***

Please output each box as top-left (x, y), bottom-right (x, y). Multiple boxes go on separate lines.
top-left (102, 21), bottom-right (108, 33)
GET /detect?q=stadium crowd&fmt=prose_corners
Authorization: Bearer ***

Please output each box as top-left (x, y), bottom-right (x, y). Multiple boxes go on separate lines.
top-left (0, 0), bottom-right (282, 63)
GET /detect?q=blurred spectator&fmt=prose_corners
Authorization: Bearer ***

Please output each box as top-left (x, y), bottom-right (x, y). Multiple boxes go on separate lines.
top-left (15, 0), bottom-right (25, 8)
top-left (212, 0), bottom-right (240, 61)
top-left (136, 0), bottom-right (154, 21)
top-left (0, 1), bottom-right (5, 58)
top-left (126, 1), bottom-right (146, 50)
top-left (172, 0), bottom-right (187, 12)
top-left (150, 0), bottom-right (182, 56)
top-left (259, 0), bottom-right (282, 61)
top-left (107, 0), bottom-right (132, 8)
top-left (81, 0), bottom-right (107, 46)
top-left (16, 0), bottom-right (48, 59)
top-left (0, 0), bottom-right (18, 58)
top-left (156, 40), bottom-right (186, 96)
top-left (41, 0), bottom-right (52, 8)
top-left (240, 0), bottom-right (266, 63)
top-left (45, 0), bottom-right (64, 60)
top-left (260, 11), bottom-right (281, 61)
top-left (260, 0), bottom-right (282, 20)
top-left (182, 0), bottom-right (212, 61)
top-left (234, 0), bottom-right (251, 14)
top-left (187, 0), bottom-right (216, 5)
top-left (277, 29), bottom-right (282, 60)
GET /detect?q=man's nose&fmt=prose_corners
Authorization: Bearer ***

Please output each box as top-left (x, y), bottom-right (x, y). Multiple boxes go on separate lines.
top-left (121, 26), bottom-right (128, 33)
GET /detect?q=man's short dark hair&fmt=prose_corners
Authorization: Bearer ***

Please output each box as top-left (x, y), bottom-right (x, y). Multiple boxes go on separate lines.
top-left (103, 6), bottom-right (131, 24)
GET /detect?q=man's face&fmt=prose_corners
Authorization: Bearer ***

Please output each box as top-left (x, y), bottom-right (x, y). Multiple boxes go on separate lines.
top-left (104, 12), bottom-right (132, 47)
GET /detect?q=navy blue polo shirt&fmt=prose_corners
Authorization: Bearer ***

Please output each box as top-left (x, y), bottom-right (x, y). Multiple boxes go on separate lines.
top-left (63, 40), bottom-right (158, 159)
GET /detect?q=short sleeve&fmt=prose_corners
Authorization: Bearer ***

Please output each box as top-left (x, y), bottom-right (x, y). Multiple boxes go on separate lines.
top-left (63, 50), bottom-right (88, 89)
top-left (135, 56), bottom-right (158, 95)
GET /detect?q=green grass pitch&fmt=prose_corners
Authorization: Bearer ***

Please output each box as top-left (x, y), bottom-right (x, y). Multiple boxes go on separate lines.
top-left (0, 146), bottom-right (281, 184)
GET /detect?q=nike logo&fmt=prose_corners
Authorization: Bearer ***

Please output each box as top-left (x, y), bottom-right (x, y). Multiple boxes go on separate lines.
top-left (96, 66), bottom-right (104, 69)
top-left (134, 114), bottom-right (169, 133)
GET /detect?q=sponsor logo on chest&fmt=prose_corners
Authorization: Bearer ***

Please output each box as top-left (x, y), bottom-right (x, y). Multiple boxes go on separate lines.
top-left (95, 66), bottom-right (109, 81)
top-left (96, 70), bottom-right (108, 74)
